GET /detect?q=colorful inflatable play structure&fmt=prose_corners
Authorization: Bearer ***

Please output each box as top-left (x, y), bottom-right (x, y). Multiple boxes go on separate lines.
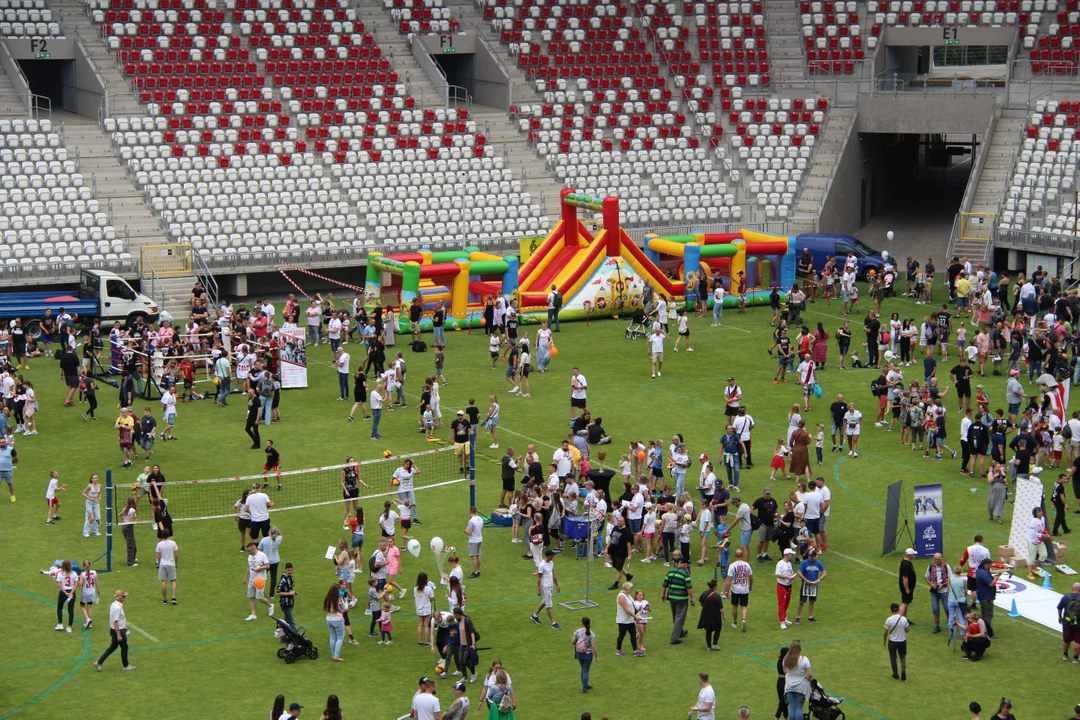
top-left (363, 189), bottom-right (796, 329)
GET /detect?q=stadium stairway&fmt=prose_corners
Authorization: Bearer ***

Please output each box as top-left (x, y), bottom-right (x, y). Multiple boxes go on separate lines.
top-left (60, 114), bottom-right (168, 256)
top-left (763, 0), bottom-right (807, 88)
top-left (152, 273), bottom-right (200, 320)
top-left (470, 104), bottom-right (570, 225)
top-left (53, 0), bottom-right (144, 116)
top-left (0, 59), bottom-right (28, 115)
top-left (792, 103), bottom-right (854, 222)
top-left (968, 105), bottom-right (1028, 220)
top-left (351, 5), bottom-right (447, 111)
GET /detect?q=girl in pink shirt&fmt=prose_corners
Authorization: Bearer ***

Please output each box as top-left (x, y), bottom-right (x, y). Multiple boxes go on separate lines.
top-left (386, 543), bottom-right (405, 598)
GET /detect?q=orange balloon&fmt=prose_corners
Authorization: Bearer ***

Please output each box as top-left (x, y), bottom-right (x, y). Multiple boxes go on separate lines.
top-left (636, 450), bottom-right (646, 461)
top-left (479, 317), bottom-right (486, 327)
top-left (549, 345), bottom-right (559, 357)
top-left (254, 576), bottom-right (265, 590)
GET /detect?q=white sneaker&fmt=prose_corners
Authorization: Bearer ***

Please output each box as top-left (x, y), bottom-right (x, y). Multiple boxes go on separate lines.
top-left (651, 373), bottom-right (655, 378)
top-left (848, 451), bottom-right (853, 457)
top-left (398, 588), bottom-right (407, 599)
top-left (54, 624), bottom-right (63, 631)
top-left (852, 452), bottom-right (859, 458)
top-left (604, 562), bottom-right (613, 568)
top-left (65, 626), bottom-right (72, 633)
top-left (83, 533), bottom-right (90, 538)
top-left (673, 347), bottom-right (679, 352)
top-left (508, 387), bottom-right (519, 394)
top-left (267, 604), bottom-right (274, 617)
top-left (780, 622), bottom-right (788, 630)
top-left (657, 371), bottom-right (661, 376)
top-left (640, 557), bottom-right (651, 563)
top-left (245, 614), bottom-right (257, 621)
top-left (687, 348), bottom-right (694, 352)
top-left (489, 443), bottom-right (499, 449)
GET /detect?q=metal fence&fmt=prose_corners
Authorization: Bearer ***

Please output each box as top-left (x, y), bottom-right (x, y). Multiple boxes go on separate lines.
top-left (139, 243), bottom-right (192, 276)
top-left (995, 227), bottom-right (1080, 256)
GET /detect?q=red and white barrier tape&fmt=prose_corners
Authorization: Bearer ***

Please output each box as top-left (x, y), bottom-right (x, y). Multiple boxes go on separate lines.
top-left (278, 267), bottom-right (312, 300)
top-left (279, 261), bottom-right (364, 294)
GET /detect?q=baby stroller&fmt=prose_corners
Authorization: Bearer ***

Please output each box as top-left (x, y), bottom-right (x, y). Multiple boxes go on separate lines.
top-left (808, 678), bottom-right (845, 720)
top-left (273, 617), bottom-right (318, 664)
top-left (625, 306), bottom-right (651, 340)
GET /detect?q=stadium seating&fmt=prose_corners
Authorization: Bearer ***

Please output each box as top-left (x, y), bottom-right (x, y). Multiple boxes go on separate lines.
top-left (384, 0), bottom-right (458, 35)
top-left (997, 99), bottom-right (1079, 234)
top-left (0, 118), bottom-right (128, 268)
top-left (0, 0), bottom-right (61, 37)
top-left (799, 1), bottom-right (865, 70)
top-left (93, 0), bottom-right (549, 257)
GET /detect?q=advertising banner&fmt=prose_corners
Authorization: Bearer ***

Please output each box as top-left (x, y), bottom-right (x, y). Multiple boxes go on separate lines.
top-left (913, 484), bottom-right (943, 558)
top-left (278, 326), bottom-right (308, 388)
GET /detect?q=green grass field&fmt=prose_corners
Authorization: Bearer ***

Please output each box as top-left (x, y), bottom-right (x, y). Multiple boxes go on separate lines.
top-left (2, 294), bottom-right (1076, 720)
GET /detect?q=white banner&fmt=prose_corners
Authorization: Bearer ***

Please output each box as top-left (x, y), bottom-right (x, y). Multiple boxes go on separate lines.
top-left (1008, 475), bottom-right (1044, 556)
top-left (278, 327), bottom-right (308, 389)
top-left (992, 574), bottom-right (1065, 631)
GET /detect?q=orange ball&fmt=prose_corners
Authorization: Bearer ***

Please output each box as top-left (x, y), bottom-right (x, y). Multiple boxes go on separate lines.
top-left (254, 576), bottom-right (265, 590)
top-left (636, 450), bottom-right (646, 461)
top-left (549, 345), bottom-right (559, 357)
top-left (479, 317), bottom-right (486, 327)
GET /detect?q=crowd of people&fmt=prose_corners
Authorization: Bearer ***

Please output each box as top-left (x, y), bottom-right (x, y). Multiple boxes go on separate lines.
top-left (22, 252), bottom-right (1080, 720)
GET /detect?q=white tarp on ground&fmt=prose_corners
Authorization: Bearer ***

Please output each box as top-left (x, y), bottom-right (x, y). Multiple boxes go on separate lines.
top-left (992, 574), bottom-right (1064, 631)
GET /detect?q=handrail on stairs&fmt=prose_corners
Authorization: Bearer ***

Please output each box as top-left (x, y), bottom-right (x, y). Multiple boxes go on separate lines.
top-left (192, 249), bottom-right (219, 309)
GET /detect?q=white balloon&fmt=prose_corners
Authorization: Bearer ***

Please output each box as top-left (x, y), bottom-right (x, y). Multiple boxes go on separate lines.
top-left (881, 249), bottom-right (890, 261)
top-left (430, 536), bottom-right (444, 555)
top-left (407, 538), bottom-right (422, 558)
top-left (886, 230), bottom-right (895, 241)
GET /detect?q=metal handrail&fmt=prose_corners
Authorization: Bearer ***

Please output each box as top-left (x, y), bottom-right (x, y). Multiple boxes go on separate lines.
top-left (141, 258), bottom-right (167, 311)
top-left (192, 249), bottom-right (219, 309)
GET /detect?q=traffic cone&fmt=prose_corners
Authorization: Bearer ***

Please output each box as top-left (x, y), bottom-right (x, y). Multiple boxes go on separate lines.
top-left (1008, 599), bottom-right (1021, 618)
top-left (1043, 569), bottom-right (1053, 590)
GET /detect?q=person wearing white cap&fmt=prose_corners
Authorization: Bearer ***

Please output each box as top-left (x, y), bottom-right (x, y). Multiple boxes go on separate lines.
top-left (775, 548), bottom-right (797, 629)
top-left (899, 549), bottom-right (918, 622)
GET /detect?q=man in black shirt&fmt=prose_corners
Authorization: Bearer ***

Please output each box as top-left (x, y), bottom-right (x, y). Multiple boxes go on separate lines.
top-left (950, 357), bottom-right (974, 412)
top-left (865, 311), bottom-right (881, 367)
top-left (946, 257), bottom-right (963, 300)
top-left (934, 305), bottom-right (952, 359)
top-left (59, 347), bottom-right (80, 406)
top-left (586, 417), bottom-right (611, 445)
top-left (432, 301), bottom-right (446, 349)
top-left (409, 298), bottom-right (423, 344)
top-left (1052, 474), bottom-right (1071, 536)
top-left (465, 399), bottom-right (480, 437)
top-left (451, 410), bottom-right (471, 473)
top-left (905, 257), bottom-right (919, 296)
top-left (774, 330), bottom-right (792, 383)
top-left (899, 548), bottom-right (918, 621)
top-left (276, 562), bottom-right (296, 628)
top-left (119, 370), bottom-right (136, 409)
top-left (245, 388), bottom-right (261, 449)
top-left (1013, 438), bottom-right (1034, 479)
top-left (751, 488), bottom-right (778, 562)
top-left (829, 394), bottom-right (847, 451)
top-left (263, 440), bottom-right (282, 490)
top-left (499, 446), bottom-right (517, 507)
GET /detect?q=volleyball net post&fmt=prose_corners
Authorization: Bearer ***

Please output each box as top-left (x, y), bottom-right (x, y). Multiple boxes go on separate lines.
top-left (94, 470), bottom-right (114, 574)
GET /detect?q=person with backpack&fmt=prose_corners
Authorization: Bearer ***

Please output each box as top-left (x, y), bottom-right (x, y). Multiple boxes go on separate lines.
top-left (548, 284), bottom-right (565, 334)
top-left (1058, 582), bottom-right (1080, 662)
top-left (571, 615), bottom-right (598, 693)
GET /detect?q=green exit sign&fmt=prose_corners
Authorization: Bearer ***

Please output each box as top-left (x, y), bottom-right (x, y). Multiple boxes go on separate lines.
top-left (442, 47), bottom-right (456, 53)
top-left (944, 38), bottom-right (960, 45)
top-left (34, 52), bottom-right (50, 58)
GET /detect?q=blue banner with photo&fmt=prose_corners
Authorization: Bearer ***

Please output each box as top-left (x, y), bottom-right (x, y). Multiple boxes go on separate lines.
top-left (913, 483), bottom-right (943, 558)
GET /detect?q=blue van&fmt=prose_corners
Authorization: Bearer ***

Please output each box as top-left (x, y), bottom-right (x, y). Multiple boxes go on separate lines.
top-left (795, 233), bottom-right (886, 280)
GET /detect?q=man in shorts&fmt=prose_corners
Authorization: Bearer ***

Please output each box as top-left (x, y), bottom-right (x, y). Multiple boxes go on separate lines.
top-left (724, 377), bottom-right (742, 418)
top-left (465, 505), bottom-right (484, 578)
top-left (570, 367), bottom-right (588, 419)
top-left (724, 548), bottom-right (754, 632)
top-left (243, 541), bottom-right (274, 621)
top-left (530, 548), bottom-right (562, 630)
top-left (648, 326), bottom-right (667, 379)
top-left (115, 408), bottom-right (135, 469)
top-left (155, 532), bottom-right (179, 605)
top-left (262, 440), bottom-right (282, 490)
top-left (451, 410), bottom-right (471, 474)
top-left (0, 434), bottom-right (17, 501)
